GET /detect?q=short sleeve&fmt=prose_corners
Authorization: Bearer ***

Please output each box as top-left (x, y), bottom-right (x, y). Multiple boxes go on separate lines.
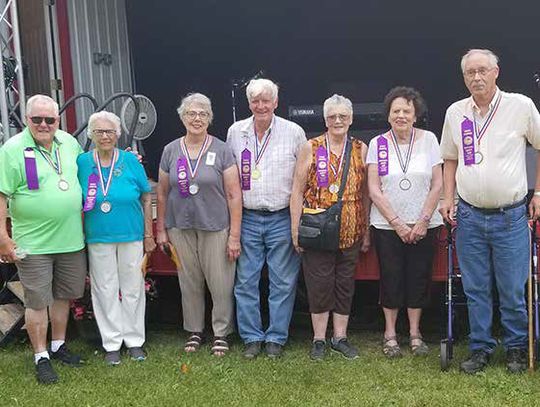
top-left (222, 143), bottom-right (236, 170)
top-left (159, 144), bottom-right (171, 173)
top-left (440, 110), bottom-right (459, 160)
top-left (428, 132), bottom-right (443, 166)
top-left (526, 97), bottom-right (540, 150)
top-left (127, 153), bottom-right (151, 193)
top-left (365, 137), bottom-right (379, 164)
top-left (293, 125), bottom-right (307, 156)
top-left (0, 147), bottom-right (22, 196)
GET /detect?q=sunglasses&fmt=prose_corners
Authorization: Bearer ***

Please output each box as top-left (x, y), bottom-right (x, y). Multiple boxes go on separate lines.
top-left (30, 116), bottom-right (56, 125)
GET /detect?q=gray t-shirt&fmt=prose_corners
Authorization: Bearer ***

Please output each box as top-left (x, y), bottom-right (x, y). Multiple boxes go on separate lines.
top-left (159, 136), bottom-right (236, 231)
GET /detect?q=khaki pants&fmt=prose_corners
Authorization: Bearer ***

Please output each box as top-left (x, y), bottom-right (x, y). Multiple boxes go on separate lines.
top-left (168, 228), bottom-right (235, 337)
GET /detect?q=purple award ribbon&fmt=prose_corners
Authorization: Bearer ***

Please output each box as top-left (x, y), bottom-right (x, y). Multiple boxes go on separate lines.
top-left (377, 135), bottom-right (389, 176)
top-left (241, 148), bottom-right (251, 190)
top-left (461, 117), bottom-right (476, 166)
top-left (316, 145), bottom-right (329, 187)
top-left (176, 157), bottom-right (190, 198)
top-left (23, 148), bottom-right (39, 190)
top-left (83, 173), bottom-right (99, 212)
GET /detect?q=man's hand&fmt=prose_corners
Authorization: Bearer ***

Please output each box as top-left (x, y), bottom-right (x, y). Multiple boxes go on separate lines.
top-left (529, 194), bottom-right (540, 220)
top-left (0, 235), bottom-right (17, 263)
top-left (439, 198), bottom-right (456, 223)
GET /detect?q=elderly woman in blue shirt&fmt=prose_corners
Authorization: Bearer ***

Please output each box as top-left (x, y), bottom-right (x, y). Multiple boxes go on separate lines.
top-left (77, 111), bottom-right (155, 365)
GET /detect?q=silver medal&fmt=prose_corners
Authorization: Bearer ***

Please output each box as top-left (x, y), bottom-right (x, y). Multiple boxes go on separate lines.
top-left (100, 201), bottom-right (112, 213)
top-left (58, 179), bottom-right (69, 191)
top-left (399, 178), bottom-right (412, 191)
top-left (328, 183), bottom-right (339, 194)
top-left (189, 183), bottom-right (199, 195)
top-left (475, 151), bottom-right (484, 164)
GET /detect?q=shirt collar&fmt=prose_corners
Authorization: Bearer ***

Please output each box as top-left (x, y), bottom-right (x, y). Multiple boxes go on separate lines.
top-left (21, 127), bottom-right (62, 150)
top-left (471, 87), bottom-right (501, 113)
top-left (240, 115), bottom-right (276, 138)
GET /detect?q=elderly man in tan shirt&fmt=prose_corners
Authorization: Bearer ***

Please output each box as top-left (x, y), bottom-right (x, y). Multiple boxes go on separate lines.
top-left (440, 48), bottom-right (540, 374)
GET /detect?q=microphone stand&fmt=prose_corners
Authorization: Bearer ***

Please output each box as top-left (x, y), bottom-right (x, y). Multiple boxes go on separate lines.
top-left (231, 70), bottom-right (264, 123)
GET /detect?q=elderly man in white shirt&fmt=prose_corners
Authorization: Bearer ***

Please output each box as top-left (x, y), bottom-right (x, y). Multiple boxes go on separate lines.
top-left (440, 48), bottom-right (540, 374)
top-left (227, 78), bottom-right (306, 359)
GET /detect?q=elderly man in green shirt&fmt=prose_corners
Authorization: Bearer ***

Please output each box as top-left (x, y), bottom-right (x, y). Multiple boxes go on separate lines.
top-left (0, 95), bottom-right (86, 384)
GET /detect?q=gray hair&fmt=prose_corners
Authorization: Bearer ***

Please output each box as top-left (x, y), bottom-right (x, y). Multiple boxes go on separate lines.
top-left (177, 93), bottom-right (213, 124)
top-left (246, 78), bottom-right (279, 102)
top-left (460, 49), bottom-right (499, 73)
top-left (323, 94), bottom-right (353, 118)
top-left (26, 94), bottom-right (59, 116)
top-left (87, 111), bottom-right (121, 137)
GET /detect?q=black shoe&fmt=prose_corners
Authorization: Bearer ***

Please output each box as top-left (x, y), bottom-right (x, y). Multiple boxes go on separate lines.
top-left (330, 338), bottom-right (358, 360)
top-left (35, 357), bottom-right (58, 385)
top-left (50, 344), bottom-right (83, 367)
top-left (460, 350), bottom-right (490, 374)
top-left (265, 342), bottom-right (283, 359)
top-left (243, 341), bottom-right (262, 359)
top-left (310, 340), bottom-right (326, 361)
top-left (506, 348), bottom-right (527, 374)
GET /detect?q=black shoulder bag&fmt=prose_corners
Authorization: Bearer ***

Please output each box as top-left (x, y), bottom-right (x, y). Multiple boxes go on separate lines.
top-left (298, 138), bottom-right (352, 251)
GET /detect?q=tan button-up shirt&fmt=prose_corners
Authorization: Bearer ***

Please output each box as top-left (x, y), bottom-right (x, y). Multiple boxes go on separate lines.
top-left (440, 89), bottom-right (540, 208)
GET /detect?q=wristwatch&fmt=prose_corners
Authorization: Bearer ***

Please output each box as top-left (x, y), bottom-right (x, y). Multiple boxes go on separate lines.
top-left (534, 191), bottom-right (540, 197)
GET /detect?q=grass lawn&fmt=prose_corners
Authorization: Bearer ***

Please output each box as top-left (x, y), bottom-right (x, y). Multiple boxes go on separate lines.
top-left (1, 324), bottom-right (540, 407)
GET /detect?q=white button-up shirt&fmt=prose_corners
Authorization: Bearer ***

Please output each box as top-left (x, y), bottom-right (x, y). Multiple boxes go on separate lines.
top-left (440, 88), bottom-right (540, 208)
top-left (227, 115), bottom-right (306, 211)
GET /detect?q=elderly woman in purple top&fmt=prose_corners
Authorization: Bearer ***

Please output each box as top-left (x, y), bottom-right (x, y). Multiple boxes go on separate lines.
top-left (156, 93), bottom-right (242, 357)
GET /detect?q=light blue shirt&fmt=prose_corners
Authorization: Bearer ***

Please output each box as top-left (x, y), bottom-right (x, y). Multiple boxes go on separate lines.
top-left (77, 149), bottom-right (151, 243)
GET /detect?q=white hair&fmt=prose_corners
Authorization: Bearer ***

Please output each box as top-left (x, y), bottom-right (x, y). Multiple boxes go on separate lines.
top-left (460, 49), bottom-right (499, 73)
top-left (87, 111), bottom-right (121, 137)
top-left (26, 94), bottom-right (59, 116)
top-left (323, 94), bottom-right (353, 118)
top-left (177, 93), bottom-right (213, 124)
top-left (246, 78), bottom-right (278, 102)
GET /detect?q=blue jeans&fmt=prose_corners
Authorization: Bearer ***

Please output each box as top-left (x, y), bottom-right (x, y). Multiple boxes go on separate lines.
top-left (234, 208), bottom-right (300, 345)
top-left (456, 200), bottom-right (529, 352)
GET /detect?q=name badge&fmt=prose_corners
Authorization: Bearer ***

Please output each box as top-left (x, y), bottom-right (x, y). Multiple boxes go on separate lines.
top-left (206, 151), bottom-right (216, 166)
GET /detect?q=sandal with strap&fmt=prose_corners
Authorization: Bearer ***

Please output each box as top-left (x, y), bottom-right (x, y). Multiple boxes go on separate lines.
top-left (410, 335), bottom-right (429, 356)
top-left (211, 337), bottom-right (230, 357)
top-left (382, 336), bottom-right (402, 358)
top-left (184, 332), bottom-right (204, 353)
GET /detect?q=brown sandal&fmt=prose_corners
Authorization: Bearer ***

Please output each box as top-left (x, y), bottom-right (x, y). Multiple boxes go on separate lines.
top-left (382, 336), bottom-right (402, 358)
top-left (410, 335), bottom-right (429, 356)
top-left (211, 337), bottom-right (229, 357)
top-left (184, 333), bottom-right (203, 353)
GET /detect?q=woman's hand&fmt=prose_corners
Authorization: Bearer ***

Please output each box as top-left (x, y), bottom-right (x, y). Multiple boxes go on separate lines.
top-left (144, 236), bottom-right (157, 253)
top-left (409, 221), bottom-right (428, 244)
top-left (360, 230), bottom-right (371, 253)
top-left (227, 234), bottom-right (241, 262)
top-left (291, 227), bottom-right (304, 254)
top-left (156, 229), bottom-right (169, 249)
top-left (393, 219), bottom-right (413, 244)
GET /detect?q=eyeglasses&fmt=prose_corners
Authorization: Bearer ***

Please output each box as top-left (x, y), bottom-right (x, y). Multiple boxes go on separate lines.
top-left (326, 114), bottom-right (350, 122)
top-left (92, 129), bottom-right (117, 137)
top-left (30, 116), bottom-right (56, 125)
top-left (185, 111), bottom-right (210, 120)
top-left (463, 67), bottom-right (494, 79)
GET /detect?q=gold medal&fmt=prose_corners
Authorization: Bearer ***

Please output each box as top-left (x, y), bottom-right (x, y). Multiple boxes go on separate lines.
top-left (252, 167), bottom-right (261, 180)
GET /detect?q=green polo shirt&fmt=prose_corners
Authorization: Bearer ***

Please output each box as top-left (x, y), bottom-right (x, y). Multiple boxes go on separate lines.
top-left (0, 128), bottom-right (84, 254)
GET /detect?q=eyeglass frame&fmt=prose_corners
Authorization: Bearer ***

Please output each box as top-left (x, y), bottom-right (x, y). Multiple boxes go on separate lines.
top-left (463, 67), bottom-right (496, 79)
top-left (91, 129), bottom-right (118, 137)
top-left (184, 110), bottom-right (210, 120)
top-left (29, 116), bottom-right (57, 125)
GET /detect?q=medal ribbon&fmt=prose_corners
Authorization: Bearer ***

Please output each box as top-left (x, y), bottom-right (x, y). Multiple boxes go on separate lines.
top-left (389, 128), bottom-right (416, 175)
top-left (94, 148), bottom-right (118, 199)
top-left (254, 128), bottom-right (272, 166)
top-left (180, 135), bottom-right (210, 179)
top-left (473, 92), bottom-right (502, 145)
top-left (325, 133), bottom-right (347, 179)
top-left (37, 145), bottom-right (62, 176)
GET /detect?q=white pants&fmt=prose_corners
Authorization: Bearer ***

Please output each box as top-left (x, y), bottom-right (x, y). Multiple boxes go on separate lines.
top-left (88, 241), bottom-right (146, 351)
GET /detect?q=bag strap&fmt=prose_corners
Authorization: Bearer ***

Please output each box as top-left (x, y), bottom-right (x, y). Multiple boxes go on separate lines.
top-left (336, 136), bottom-right (353, 202)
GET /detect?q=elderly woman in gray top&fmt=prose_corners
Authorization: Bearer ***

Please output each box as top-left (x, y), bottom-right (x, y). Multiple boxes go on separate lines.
top-left (156, 93), bottom-right (242, 356)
